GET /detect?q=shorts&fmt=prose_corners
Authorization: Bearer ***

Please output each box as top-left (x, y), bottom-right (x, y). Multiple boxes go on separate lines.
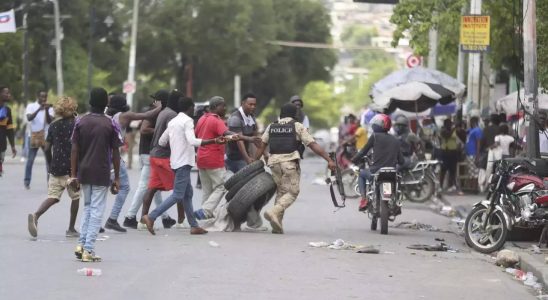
top-left (148, 157), bottom-right (174, 191)
top-left (47, 175), bottom-right (80, 201)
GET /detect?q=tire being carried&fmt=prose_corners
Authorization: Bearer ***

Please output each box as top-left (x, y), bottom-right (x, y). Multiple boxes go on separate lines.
top-left (224, 160), bottom-right (265, 190)
top-left (225, 168), bottom-right (264, 201)
top-left (228, 172), bottom-right (276, 223)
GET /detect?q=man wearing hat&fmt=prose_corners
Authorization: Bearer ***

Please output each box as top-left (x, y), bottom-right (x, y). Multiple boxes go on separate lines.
top-left (123, 90), bottom-right (178, 229)
top-left (71, 87), bottom-right (122, 262)
top-left (290, 95), bottom-right (310, 129)
top-left (254, 103), bottom-right (335, 234)
top-left (103, 94), bottom-right (161, 232)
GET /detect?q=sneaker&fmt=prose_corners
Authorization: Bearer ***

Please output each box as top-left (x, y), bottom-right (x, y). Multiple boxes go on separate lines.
top-left (190, 227), bottom-right (208, 235)
top-left (24, 184), bottom-right (30, 190)
top-left (137, 222), bottom-right (148, 231)
top-left (27, 213), bottom-right (37, 238)
top-left (99, 227), bottom-right (105, 233)
top-left (174, 220), bottom-right (191, 229)
top-left (193, 209), bottom-right (207, 220)
top-left (81, 250), bottom-right (102, 262)
top-left (65, 229), bottom-right (79, 238)
top-left (264, 211), bottom-right (283, 234)
top-left (74, 245), bottom-right (83, 260)
top-left (105, 218), bottom-right (127, 233)
top-left (358, 198), bottom-right (369, 212)
top-left (162, 216), bottom-right (177, 229)
top-left (243, 226), bottom-right (269, 232)
top-left (123, 216), bottom-right (138, 229)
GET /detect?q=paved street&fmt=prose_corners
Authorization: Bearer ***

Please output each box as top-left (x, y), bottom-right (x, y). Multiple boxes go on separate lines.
top-left (0, 155), bottom-right (539, 300)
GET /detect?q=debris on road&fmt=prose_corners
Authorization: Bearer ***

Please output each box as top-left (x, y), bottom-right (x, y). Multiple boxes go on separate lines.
top-left (309, 241), bottom-right (330, 248)
top-left (496, 250), bottom-right (520, 268)
top-left (435, 238), bottom-right (445, 242)
top-left (407, 242), bottom-right (459, 252)
top-left (96, 235), bottom-right (110, 242)
top-left (356, 246), bottom-right (380, 254)
top-left (208, 241), bottom-right (220, 248)
top-left (395, 220), bottom-right (441, 232)
top-left (439, 205), bottom-right (456, 217)
top-left (532, 244), bottom-right (542, 254)
top-left (77, 268), bottom-right (102, 276)
top-left (505, 268), bottom-right (543, 291)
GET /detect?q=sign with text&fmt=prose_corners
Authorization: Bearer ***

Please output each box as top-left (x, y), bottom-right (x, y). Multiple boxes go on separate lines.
top-left (0, 9), bottom-right (16, 33)
top-left (460, 15), bottom-right (490, 52)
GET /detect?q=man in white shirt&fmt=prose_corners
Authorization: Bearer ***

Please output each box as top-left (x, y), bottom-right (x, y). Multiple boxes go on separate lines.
top-left (141, 96), bottom-right (225, 235)
top-left (24, 90), bottom-right (54, 189)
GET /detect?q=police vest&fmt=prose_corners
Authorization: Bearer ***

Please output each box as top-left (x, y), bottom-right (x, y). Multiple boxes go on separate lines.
top-left (269, 121), bottom-right (301, 154)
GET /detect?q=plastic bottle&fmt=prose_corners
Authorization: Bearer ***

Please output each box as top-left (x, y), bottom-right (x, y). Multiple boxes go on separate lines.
top-left (77, 268), bottom-right (102, 276)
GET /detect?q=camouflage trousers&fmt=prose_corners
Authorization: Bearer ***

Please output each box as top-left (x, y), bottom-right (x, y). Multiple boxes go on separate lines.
top-left (267, 160), bottom-right (301, 223)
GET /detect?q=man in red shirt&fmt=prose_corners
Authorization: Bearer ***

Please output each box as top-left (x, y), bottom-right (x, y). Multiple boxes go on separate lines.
top-left (193, 96), bottom-right (257, 219)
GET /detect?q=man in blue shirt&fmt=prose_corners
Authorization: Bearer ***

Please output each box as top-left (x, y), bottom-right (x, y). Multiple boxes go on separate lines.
top-left (466, 117), bottom-right (482, 158)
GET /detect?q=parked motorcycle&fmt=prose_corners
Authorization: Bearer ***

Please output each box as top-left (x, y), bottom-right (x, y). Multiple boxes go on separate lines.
top-left (464, 159), bottom-right (548, 253)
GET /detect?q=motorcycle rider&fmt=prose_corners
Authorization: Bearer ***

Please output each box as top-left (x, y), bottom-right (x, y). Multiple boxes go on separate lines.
top-left (351, 114), bottom-right (404, 211)
top-left (392, 114), bottom-right (423, 166)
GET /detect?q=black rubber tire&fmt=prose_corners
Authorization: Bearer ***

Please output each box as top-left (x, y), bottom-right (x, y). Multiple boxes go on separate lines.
top-left (404, 174), bottom-right (435, 203)
top-left (254, 186), bottom-right (276, 211)
top-left (224, 160), bottom-right (265, 190)
top-left (380, 200), bottom-right (389, 235)
top-left (225, 168), bottom-right (264, 201)
top-left (228, 172), bottom-right (276, 223)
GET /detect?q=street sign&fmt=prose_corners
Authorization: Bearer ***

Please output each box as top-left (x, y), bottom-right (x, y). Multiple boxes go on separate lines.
top-left (460, 15), bottom-right (490, 52)
top-left (406, 55), bottom-right (422, 68)
top-left (0, 9), bottom-right (16, 33)
top-left (123, 81), bottom-right (136, 94)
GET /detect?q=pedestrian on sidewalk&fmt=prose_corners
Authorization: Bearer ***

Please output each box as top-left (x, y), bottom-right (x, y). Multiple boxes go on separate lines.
top-left (123, 91), bottom-right (175, 229)
top-left (141, 97), bottom-right (224, 235)
top-left (465, 117), bottom-right (482, 181)
top-left (24, 90), bottom-right (53, 189)
top-left (140, 90), bottom-right (186, 229)
top-left (478, 114), bottom-right (500, 192)
top-left (193, 96), bottom-right (259, 220)
top-left (0, 86), bottom-right (17, 177)
top-left (103, 94), bottom-right (162, 233)
top-left (254, 103), bottom-right (336, 234)
top-left (71, 87), bottom-right (122, 262)
top-left (439, 118), bottom-right (462, 195)
top-left (28, 96), bottom-right (80, 238)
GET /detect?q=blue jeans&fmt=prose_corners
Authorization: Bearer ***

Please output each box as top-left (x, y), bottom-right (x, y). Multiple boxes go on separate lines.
top-left (149, 165), bottom-right (198, 227)
top-left (358, 169), bottom-right (373, 198)
top-left (225, 158), bottom-right (247, 174)
top-left (109, 160), bottom-right (130, 220)
top-left (79, 184), bottom-right (108, 252)
top-left (24, 146), bottom-right (49, 186)
top-left (126, 154), bottom-right (166, 219)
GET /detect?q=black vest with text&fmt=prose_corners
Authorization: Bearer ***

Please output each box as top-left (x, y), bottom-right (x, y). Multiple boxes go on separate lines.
top-left (269, 121), bottom-right (301, 154)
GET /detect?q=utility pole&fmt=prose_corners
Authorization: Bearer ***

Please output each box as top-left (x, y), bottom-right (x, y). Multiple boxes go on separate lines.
top-left (52, 0), bottom-right (64, 97)
top-left (87, 6), bottom-right (95, 96)
top-left (466, 0), bottom-right (482, 112)
top-left (22, 3), bottom-right (29, 102)
top-left (234, 75), bottom-right (241, 108)
top-left (427, 27), bottom-right (438, 70)
top-left (523, 0), bottom-right (539, 158)
top-left (126, 0), bottom-right (139, 109)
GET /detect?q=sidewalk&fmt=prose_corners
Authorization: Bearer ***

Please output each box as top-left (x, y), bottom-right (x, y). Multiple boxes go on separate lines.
top-left (443, 192), bottom-right (548, 289)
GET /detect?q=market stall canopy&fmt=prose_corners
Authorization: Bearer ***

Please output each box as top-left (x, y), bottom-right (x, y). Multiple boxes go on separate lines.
top-left (370, 67), bottom-right (466, 114)
top-left (495, 89), bottom-right (548, 115)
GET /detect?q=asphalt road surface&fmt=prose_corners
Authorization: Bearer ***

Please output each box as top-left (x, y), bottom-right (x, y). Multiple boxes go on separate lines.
top-left (0, 156), bottom-right (538, 299)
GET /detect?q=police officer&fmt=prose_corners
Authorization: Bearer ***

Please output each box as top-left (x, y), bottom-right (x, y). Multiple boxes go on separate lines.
top-left (254, 103), bottom-right (335, 234)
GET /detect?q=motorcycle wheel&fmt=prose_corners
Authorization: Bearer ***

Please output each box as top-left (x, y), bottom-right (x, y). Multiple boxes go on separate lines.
top-left (464, 206), bottom-right (508, 254)
top-left (404, 174), bottom-right (435, 203)
top-left (341, 169), bottom-right (360, 199)
top-left (380, 200), bottom-right (389, 235)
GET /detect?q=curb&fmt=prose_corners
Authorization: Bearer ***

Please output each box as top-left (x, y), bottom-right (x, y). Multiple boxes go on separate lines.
top-left (507, 245), bottom-right (548, 288)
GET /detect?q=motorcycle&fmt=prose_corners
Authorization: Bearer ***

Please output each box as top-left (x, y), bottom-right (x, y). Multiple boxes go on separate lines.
top-left (367, 167), bottom-right (402, 235)
top-left (340, 159), bottom-right (439, 202)
top-left (464, 159), bottom-right (548, 253)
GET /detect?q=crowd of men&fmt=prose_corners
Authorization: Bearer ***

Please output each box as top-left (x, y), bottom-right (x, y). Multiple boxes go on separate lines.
top-left (0, 85), bottom-right (335, 262)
